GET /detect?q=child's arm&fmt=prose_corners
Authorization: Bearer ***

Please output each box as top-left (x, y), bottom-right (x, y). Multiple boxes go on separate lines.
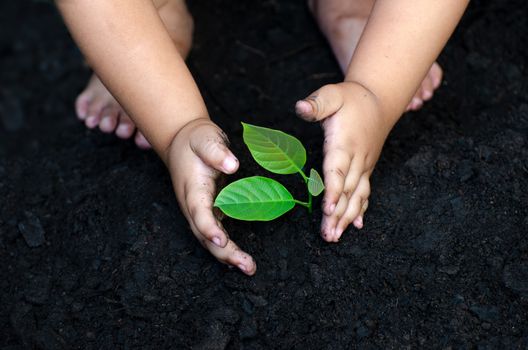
top-left (56, 0), bottom-right (256, 275)
top-left (57, 0), bottom-right (203, 152)
top-left (345, 0), bottom-right (469, 124)
top-left (296, 0), bottom-right (469, 241)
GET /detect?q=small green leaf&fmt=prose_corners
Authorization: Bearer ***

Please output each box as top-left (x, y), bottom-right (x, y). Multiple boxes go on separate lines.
top-left (242, 122), bottom-right (306, 175)
top-left (307, 168), bottom-right (325, 196)
top-left (214, 176), bottom-right (296, 221)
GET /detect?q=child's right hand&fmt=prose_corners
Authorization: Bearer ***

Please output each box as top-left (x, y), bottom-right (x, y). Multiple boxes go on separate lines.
top-left (166, 118), bottom-right (256, 275)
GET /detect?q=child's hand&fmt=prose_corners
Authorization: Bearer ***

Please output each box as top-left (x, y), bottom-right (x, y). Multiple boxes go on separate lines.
top-left (166, 118), bottom-right (256, 275)
top-left (296, 82), bottom-right (390, 242)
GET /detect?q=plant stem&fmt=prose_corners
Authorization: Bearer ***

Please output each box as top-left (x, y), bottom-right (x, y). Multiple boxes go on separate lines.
top-left (308, 191), bottom-right (312, 214)
top-left (297, 169), bottom-right (312, 213)
top-left (294, 199), bottom-right (311, 208)
top-left (298, 169), bottom-right (308, 182)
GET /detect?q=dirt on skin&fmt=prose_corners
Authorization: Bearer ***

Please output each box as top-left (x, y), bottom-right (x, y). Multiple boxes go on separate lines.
top-left (1, 0), bottom-right (527, 348)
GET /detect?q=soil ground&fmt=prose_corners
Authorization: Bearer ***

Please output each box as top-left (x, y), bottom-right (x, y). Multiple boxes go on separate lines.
top-left (1, 0), bottom-right (527, 348)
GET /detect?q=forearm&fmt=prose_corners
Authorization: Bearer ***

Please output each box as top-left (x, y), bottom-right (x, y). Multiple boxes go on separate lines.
top-left (345, 0), bottom-right (469, 126)
top-left (56, 0), bottom-right (207, 161)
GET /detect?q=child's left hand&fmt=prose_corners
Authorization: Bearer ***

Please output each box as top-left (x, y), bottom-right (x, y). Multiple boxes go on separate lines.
top-left (296, 82), bottom-right (390, 242)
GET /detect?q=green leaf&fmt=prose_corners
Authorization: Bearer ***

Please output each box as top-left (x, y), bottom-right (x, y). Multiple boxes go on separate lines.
top-left (242, 122), bottom-right (306, 175)
top-left (214, 176), bottom-right (296, 221)
top-left (307, 168), bottom-right (325, 196)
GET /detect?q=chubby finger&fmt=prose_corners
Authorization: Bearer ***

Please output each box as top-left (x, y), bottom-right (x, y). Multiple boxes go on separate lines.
top-left (321, 193), bottom-right (348, 242)
top-left (336, 176), bottom-right (371, 236)
top-left (336, 198), bottom-right (362, 236)
top-left (185, 179), bottom-right (228, 248)
top-left (353, 199), bottom-right (369, 229)
top-left (190, 125), bottom-right (239, 174)
top-left (322, 149), bottom-right (351, 216)
top-left (343, 157), bottom-right (365, 199)
top-left (204, 238), bottom-right (257, 276)
top-left (295, 84), bottom-right (344, 122)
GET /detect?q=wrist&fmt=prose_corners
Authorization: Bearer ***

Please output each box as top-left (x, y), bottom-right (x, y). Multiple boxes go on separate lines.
top-left (162, 116), bottom-right (212, 167)
top-left (340, 80), bottom-right (398, 132)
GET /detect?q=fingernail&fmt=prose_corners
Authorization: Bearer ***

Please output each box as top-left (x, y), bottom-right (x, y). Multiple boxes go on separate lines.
top-left (222, 157), bottom-right (238, 173)
top-left (335, 228), bottom-right (343, 239)
top-left (295, 100), bottom-right (312, 116)
top-left (237, 264), bottom-right (247, 273)
top-left (328, 203), bottom-right (336, 214)
top-left (212, 236), bottom-right (222, 247)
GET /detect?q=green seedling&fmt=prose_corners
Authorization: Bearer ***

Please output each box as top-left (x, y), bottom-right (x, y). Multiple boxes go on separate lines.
top-left (214, 122), bottom-right (325, 221)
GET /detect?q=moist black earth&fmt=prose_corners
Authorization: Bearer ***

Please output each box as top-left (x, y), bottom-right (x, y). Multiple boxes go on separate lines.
top-left (1, 0), bottom-right (527, 349)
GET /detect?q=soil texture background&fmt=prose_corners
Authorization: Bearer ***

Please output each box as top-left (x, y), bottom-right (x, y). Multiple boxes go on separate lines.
top-left (1, 0), bottom-right (527, 348)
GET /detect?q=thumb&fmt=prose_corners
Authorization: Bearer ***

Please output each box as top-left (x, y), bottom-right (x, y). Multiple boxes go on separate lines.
top-left (295, 84), bottom-right (344, 122)
top-left (190, 124), bottom-right (239, 174)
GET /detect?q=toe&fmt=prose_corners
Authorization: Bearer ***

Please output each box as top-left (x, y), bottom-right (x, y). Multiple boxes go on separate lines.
top-left (99, 116), bottom-right (117, 133)
top-left (98, 106), bottom-right (120, 133)
top-left (430, 62), bottom-right (443, 89)
top-left (85, 114), bottom-right (101, 129)
top-left (420, 77), bottom-right (434, 101)
top-left (406, 62), bottom-right (442, 111)
top-left (115, 113), bottom-right (135, 139)
top-left (135, 132), bottom-right (152, 150)
top-left (85, 100), bottom-right (107, 129)
top-left (406, 96), bottom-right (421, 112)
top-left (421, 89), bottom-right (433, 102)
top-left (75, 90), bottom-right (93, 121)
top-left (410, 97), bottom-right (423, 111)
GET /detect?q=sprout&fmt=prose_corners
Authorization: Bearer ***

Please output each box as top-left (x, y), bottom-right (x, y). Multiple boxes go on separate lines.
top-left (214, 123), bottom-right (324, 221)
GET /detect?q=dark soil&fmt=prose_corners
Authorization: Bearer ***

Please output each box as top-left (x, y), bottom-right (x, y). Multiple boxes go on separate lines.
top-left (1, 0), bottom-right (527, 348)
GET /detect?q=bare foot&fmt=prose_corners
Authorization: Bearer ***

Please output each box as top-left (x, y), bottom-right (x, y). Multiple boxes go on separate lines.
top-left (308, 0), bottom-right (443, 111)
top-left (75, 0), bottom-right (194, 149)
